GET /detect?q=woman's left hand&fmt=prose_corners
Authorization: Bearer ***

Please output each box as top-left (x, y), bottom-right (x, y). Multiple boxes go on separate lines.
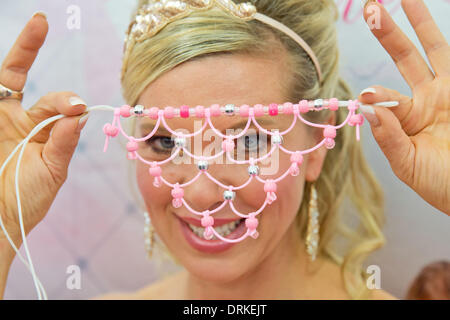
top-left (358, 0), bottom-right (449, 215)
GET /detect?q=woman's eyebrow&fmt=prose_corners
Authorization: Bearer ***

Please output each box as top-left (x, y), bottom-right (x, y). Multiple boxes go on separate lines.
top-left (139, 122), bottom-right (169, 134)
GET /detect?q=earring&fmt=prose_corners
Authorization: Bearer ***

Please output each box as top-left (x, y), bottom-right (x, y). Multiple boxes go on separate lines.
top-left (305, 183), bottom-right (319, 261)
top-left (143, 211), bottom-right (155, 259)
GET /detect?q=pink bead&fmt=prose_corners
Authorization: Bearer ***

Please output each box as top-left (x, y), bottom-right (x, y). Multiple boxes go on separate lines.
top-left (329, 98), bottom-right (339, 111)
top-left (164, 106), bottom-right (174, 119)
top-left (222, 139), bottom-right (235, 152)
top-left (149, 107), bottom-right (159, 120)
top-left (210, 104), bottom-right (221, 117)
top-left (299, 100), bottom-right (309, 113)
top-left (180, 105), bottom-right (190, 118)
top-left (283, 102), bottom-right (293, 114)
top-left (153, 177), bottom-right (161, 188)
top-left (289, 163), bottom-right (300, 176)
top-left (120, 105), bottom-right (131, 117)
top-left (268, 103), bottom-right (278, 116)
top-left (290, 151), bottom-right (303, 164)
top-left (195, 106), bottom-right (205, 118)
top-left (349, 114), bottom-right (364, 126)
top-left (323, 126), bottom-right (337, 139)
top-left (254, 104), bottom-right (264, 117)
top-left (239, 104), bottom-right (250, 117)
top-left (126, 140), bottom-right (139, 152)
top-left (103, 123), bottom-right (119, 137)
top-left (171, 185), bottom-right (184, 199)
top-left (201, 215), bottom-right (214, 228)
top-left (324, 138), bottom-right (335, 149)
top-left (348, 100), bottom-right (358, 112)
top-left (250, 230), bottom-right (259, 239)
top-left (245, 216), bottom-right (258, 230)
top-left (264, 180), bottom-right (277, 193)
top-left (203, 227), bottom-right (214, 240)
top-left (149, 165), bottom-right (162, 177)
top-left (172, 198), bottom-right (182, 209)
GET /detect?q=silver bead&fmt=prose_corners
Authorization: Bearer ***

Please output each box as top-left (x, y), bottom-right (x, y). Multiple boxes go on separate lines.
top-left (224, 104), bottom-right (235, 116)
top-left (197, 160), bottom-right (209, 171)
top-left (314, 99), bottom-right (324, 109)
top-left (134, 105), bottom-right (145, 116)
top-left (248, 165), bottom-right (259, 176)
top-left (223, 190), bottom-right (236, 201)
top-left (271, 132), bottom-right (283, 145)
top-left (174, 137), bottom-right (186, 148)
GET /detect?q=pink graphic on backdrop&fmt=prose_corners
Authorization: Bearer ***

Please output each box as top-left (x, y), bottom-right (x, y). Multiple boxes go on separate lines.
top-left (335, 0), bottom-right (449, 23)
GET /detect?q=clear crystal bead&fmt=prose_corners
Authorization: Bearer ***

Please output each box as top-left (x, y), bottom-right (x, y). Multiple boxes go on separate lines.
top-left (271, 132), bottom-right (283, 145)
top-left (248, 165), bottom-right (259, 176)
top-left (134, 105), bottom-right (145, 115)
top-left (314, 99), bottom-right (324, 109)
top-left (224, 104), bottom-right (235, 116)
top-left (197, 160), bottom-right (209, 171)
top-left (174, 137), bottom-right (186, 148)
top-left (223, 190), bottom-right (236, 201)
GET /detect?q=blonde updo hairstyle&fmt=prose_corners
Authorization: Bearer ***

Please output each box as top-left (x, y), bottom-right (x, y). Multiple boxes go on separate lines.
top-left (121, 0), bottom-right (385, 299)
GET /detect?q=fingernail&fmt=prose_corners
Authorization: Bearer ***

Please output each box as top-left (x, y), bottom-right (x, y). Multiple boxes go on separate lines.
top-left (32, 11), bottom-right (47, 19)
top-left (69, 96), bottom-right (86, 107)
top-left (76, 114), bottom-right (89, 133)
top-left (360, 105), bottom-right (380, 127)
top-left (360, 87), bottom-right (377, 96)
top-left (374, 101), bottom-right (399, 108)
top-left (364, 0), bottom-right (380, 10)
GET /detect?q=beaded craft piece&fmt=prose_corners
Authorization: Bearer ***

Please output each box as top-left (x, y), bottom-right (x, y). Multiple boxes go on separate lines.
top-left (102, 99), bottom-right (366, 243)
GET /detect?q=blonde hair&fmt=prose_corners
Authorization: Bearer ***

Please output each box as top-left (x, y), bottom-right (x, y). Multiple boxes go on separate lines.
top-left (122, 0), bottom-right (385, 299)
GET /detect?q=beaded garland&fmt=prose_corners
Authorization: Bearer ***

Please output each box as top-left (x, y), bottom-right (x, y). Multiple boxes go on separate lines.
top-left (102, 98), bottom-right (364, 243)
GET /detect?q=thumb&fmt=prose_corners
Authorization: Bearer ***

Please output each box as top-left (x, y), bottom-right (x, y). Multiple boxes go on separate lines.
top-left (358, 86), bottom-right (415, 185)
top-left (41, 113), bottom-right (89, 185)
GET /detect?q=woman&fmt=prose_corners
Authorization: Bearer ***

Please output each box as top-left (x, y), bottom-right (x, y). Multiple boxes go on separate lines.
top-left (0, 0), bottom-right (448, 300)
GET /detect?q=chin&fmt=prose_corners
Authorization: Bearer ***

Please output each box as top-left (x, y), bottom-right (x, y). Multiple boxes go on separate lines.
top-left (177, 248), bottom-right (260, 284)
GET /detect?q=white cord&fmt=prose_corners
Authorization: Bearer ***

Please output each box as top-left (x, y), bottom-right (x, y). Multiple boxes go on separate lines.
top-left (0, 105), bottom-right (114, 299)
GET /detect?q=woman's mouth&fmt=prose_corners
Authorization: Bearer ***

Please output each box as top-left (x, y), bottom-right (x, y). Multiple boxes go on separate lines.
top-left (187, 219), bottom-right (243, 239)
top-left (177, 215), bottom-right (247, 253)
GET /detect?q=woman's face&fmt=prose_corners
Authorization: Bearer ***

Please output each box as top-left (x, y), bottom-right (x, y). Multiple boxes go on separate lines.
top-left (134, 50), bottom-right (329, 283)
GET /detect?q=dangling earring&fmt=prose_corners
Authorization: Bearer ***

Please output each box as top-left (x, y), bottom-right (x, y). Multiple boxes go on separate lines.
top-left (305, 183), bottom-right (319, 262)
top-left (143, 211), bottom-right (155, 259)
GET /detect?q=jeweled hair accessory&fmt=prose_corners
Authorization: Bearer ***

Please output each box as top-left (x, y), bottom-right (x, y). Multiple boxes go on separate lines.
top-left (122, 0), bottom-right (323, 83)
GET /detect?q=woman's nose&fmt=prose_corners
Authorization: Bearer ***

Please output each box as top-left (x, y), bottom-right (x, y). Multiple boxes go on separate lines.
top-left (182, 172), bottom-right (224, 213)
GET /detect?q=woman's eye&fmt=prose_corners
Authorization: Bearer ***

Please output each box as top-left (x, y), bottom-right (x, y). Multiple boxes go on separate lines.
top-left (238, 133), bottom-right (263, 153)
top-left (145, 136), bottom-right (175, 154)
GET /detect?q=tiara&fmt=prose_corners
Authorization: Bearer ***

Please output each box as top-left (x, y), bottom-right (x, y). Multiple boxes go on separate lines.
top-left (122, 0), bottom-right (323, 83)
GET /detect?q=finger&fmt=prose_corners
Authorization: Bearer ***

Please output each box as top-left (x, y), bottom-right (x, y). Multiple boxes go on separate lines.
top-left (0, 13), bottom-right (48, 92)
top-left (358, 85), bottom-right (416, 133)
top-left (358, 87), bottom-right (415, 186)
top-left (401, 0), bottom-right (450, 76)
top-left (363, 1), bottom-right (434, 89)
top-left (26, 92), bottom-right (87, 143)
top-left (41, 112), bottom-right (89, 186)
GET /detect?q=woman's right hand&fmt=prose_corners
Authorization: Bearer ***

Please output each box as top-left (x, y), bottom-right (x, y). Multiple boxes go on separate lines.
top-left (0, 13), bottom-right (89, 249)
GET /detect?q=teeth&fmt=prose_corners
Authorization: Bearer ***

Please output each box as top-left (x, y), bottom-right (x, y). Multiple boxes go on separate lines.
top-left (187, 219), bottom-right (242, 239)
